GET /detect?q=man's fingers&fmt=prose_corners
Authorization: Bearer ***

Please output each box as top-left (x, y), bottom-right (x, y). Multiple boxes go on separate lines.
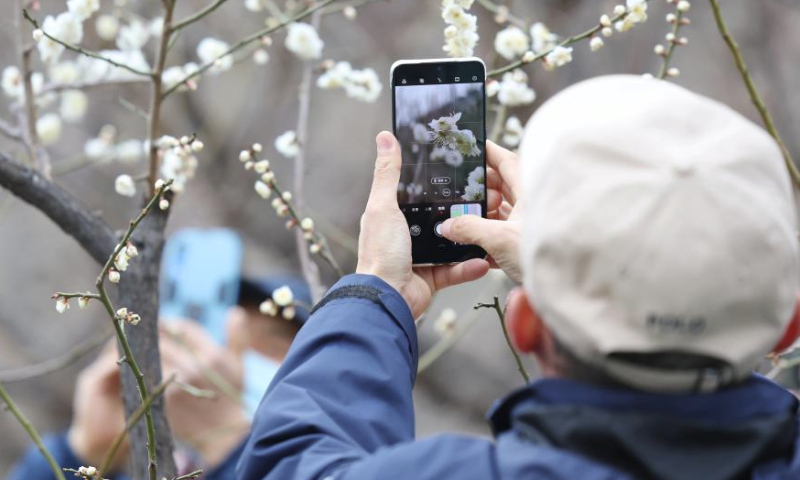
top-left (441, 215), bottom-right (510, 253)
top-left (366, 131), bottom-right (402, 209)
top-left (487, 188), bottom-right (502, 213)
top-left (428, 258), bottom-right (490, 291)
top-left (486, 140), bottom-right (521, 204)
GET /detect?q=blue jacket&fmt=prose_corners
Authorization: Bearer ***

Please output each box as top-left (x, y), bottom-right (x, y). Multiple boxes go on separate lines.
top-left (237, 274), bottom-right (800, 480)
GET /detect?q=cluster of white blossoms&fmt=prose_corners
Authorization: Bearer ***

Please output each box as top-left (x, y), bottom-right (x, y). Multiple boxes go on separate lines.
top-left (433, 308), bottom-right (457, 337)
top-left (490, 69), bottom-right (536, 107)
top-left (543, 46), bottom-right (574, 70)
top-left (653, 0), bottom-right (692, 78)
top-left (110, 241), bottom-right (139, 284)
top-left (494, 26), bottom-right (529, 61)
top-left (76, 465), bottom-right (98, 479)
top-left (53, 293), bottom-right (95, 313)
top-left (116, 307), bottom-right (141, 326)
top-left (275, 131), bottom-right (299, 158)
top-left (259, 285), bottom-right (297, 320)
top-left (157, 135), bottom-right (204, 193)
top-left (462, 165), bottom-right (485, 201)
top-left (317, 61), bottom-right (382, 103)
top-left (285, 22), bottom-right (324, 60)
top-left (431, 145), bottom-right (464, 167)
top-left (428, 112), bottom-right (480, 157)
top-left (239, 142), bottom-right (325, 255)
top-left (613, 0), bottom-right (650, 33)
top-left (85, 125), bottom-right (144, 164)
top-left (441, 0), bottom-right (478, 58)
top-left (530, 22), bottom-right (558, 54)
top-left (502, 116), bottom-right (524, 147)
top-left (197, 37), bottom-right (233, 74)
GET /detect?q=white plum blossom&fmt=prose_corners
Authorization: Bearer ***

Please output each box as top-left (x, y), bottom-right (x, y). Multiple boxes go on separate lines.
top-left (162, 63), bottom-right (200, 92)
top-left (160, 145), bottom-right (199, 193)
top-left (116, 19), bottom-right (150, 51)
top-left (590, 36), bottom-right (605, 52)
top-left (1, 66), bottom-right (21, 99)
top-left (544, 46), bottom-right (573, 70)
top-left (285, 23), bottom-right (324, 60)
top-left (78, 296), bottom-right (90, 309)
top-left (38, 13), bottom-right (84, 64)
top-left (36, 113), bottom-right (62, 145)
top-left (616, 0), bottom-right (649, 32)
top-left (78, 50), bottom-right (151, 81)
top-left (159, 198), bottom-right (170, 210)
top-left (67, 0), bottom-right (100, 21)
top-left (95, 15), bottom-right (120, 41)
top-left (530, 22), bottom-right (557, 54)
top-left (49, 61), bottom-right (79, 84)
top-left (441, 0), bottom-right (479, 57)
top-left (254, 180), bottom-right (271, 199)
top-left (494, 26), bottom-right (529, 60)
top-left (461, 165), bottom-right (485, 201)
top-left (434, 308), bottom-right (457, 337)
top-left (430, 146), bottom-right (464, 167)
top-left (272, 285), bottom-right (294, 307)
top-left (60, 90), bottom-right (88, 122)
top-left (318, 62), bottom-right (382, 102)
top-left (149, 17), bottom-right (164, 37)
top-left (502, 116), bottom-right (524, 147)
top-left (275, 131), bottom-right (299, 158)
top-left (282, 306), bottom-right (296, 320)
top-left (253, 49), bottom-right (270, 65)
top-left (467, 165), bottom-right (485, 186)
top-left (259, 299), bottom-right (278, 316)
top-left (486, 79), bottom-right (499, 98)
top-left (116, 139), bottom-right (144, 163)
top-left (55, 296), bottom-right (69, 314)
top-left (197, 38), bottom-right (233, 73)
top-left (108, 270), bottom-right (121, 283)
top-left (114, 174), bottom-right (136, 197)
top-left (428, 112), bottom-right (480, 158)
top-left (245, 0), bottom-right (264, 11)
top-left (497, 70), bottom-right (536, 107)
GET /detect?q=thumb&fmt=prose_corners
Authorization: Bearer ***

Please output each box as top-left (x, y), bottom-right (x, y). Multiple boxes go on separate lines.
top-left (441, 215), bottom-right (510, 253)
top-left (366, 131), bottom-right (402, 209)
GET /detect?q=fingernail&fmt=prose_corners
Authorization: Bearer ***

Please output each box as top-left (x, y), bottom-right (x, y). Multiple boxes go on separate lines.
top-left (376, 132), bottom-right (393, 153)
top-left (441, 218), bottom-right (452, 237)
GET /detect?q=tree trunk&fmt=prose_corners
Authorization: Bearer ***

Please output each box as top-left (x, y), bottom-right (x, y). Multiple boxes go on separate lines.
top-left (117, 210), bottom-right (176, 479)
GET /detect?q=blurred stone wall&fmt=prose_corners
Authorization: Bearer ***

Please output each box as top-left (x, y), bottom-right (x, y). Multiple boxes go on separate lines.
top-left (1, 0), bottom-right (799, 471)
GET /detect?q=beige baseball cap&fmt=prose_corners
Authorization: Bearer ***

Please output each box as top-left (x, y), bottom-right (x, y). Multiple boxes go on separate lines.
top-left (518, 75), bottom-right (799, 393)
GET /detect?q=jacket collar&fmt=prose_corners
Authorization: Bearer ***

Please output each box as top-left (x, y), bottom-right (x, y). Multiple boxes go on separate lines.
top-left (488, 375), bottom-right (800, 480)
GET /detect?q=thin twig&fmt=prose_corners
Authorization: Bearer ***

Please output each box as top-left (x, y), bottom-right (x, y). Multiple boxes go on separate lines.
top-left (97, 376), bottom-right (175, 480)
top-left (474, 0), bottom-right (527, 28)
top-left (173, 470), bottom-right (204, 480)
top-left (293, 9), bottom-right (326, 302)
top-left (0, 381), bottom-right (67, 480)
top-left (22, 10), bottom-right (155, 78)
top-left (657, 9), bottom-right (686, 79)
top-left (38, 78), bottom-right (149, 96)
top-left (417, 307), bottom-right (482, 373)
top-left (475, 296), bottom-right (530, 383)
top-left (161, 0), bottom-right (340, 99)
top-left (0, 117), bottom-right (21, 141)
top-left (172, 0), bottom-right (231, 32)
top-left (488, 2), bottom-right (650, 77)
top-left (489, 104), bottom-right (507, 144)
top-left (0, 330), bottom-right (111, 383)
top-left (94, 180), bottom-right (172, 480)
top-left (707, 0), bottom-right (800, 189)
top-left (145, 1), bottom-right (176, 197)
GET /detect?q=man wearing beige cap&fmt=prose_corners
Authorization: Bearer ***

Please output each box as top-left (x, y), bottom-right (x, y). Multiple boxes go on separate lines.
top-left (237, 75), bottom-right (800, 480)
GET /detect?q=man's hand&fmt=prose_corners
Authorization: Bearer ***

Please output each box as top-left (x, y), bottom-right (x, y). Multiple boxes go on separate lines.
top-left (67, 341), bottom-right (128, 470)
top-left (160, 320), bottom-right (249, 468)
top-left (356, 132), bottom-right (490, 318)
top-left (441, 140), bottom-right (522, 283)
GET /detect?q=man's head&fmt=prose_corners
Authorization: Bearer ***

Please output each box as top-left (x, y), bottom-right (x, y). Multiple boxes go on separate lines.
top-left (507, 75), bottom-right (800, 393)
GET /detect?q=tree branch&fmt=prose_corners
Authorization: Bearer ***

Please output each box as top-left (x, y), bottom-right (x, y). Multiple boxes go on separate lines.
top-left (22, 9), bottom-right (155, 79)
top-left (0, 380), bottom-right (66, 480)
top-left (172, 0), bottom-right (232, 33)
top-left (0, 329), bottom-right (111, 383)
top-left (0, 151), bottom-right (116, 264)
top-left (161, 0), bottom-right (340, 99)
top-left (708, 0), bottom-right (800, 189)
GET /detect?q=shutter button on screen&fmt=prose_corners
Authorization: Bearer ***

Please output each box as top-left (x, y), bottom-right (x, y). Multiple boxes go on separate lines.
top-left (434, 222), bottom-right (444, 237)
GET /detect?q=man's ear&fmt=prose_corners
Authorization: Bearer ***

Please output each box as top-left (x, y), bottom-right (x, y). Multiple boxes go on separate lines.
top-left (773, 293), bottom-right (800, 353)
top-left (506, 287), bottom-right (545, 354)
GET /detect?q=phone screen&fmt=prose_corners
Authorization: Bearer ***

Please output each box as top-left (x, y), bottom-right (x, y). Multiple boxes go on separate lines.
top-left (391, 59), bottom-right (487, 265)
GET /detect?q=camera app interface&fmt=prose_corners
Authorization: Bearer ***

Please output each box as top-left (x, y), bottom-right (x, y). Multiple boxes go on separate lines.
top-left (394, 69), bottom-right (486, 264)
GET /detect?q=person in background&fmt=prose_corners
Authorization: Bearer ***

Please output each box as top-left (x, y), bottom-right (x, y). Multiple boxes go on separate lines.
top-left (6, 275), bottom-right (311, 480)
top-left (237, 76), bottom-right (800, 480)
